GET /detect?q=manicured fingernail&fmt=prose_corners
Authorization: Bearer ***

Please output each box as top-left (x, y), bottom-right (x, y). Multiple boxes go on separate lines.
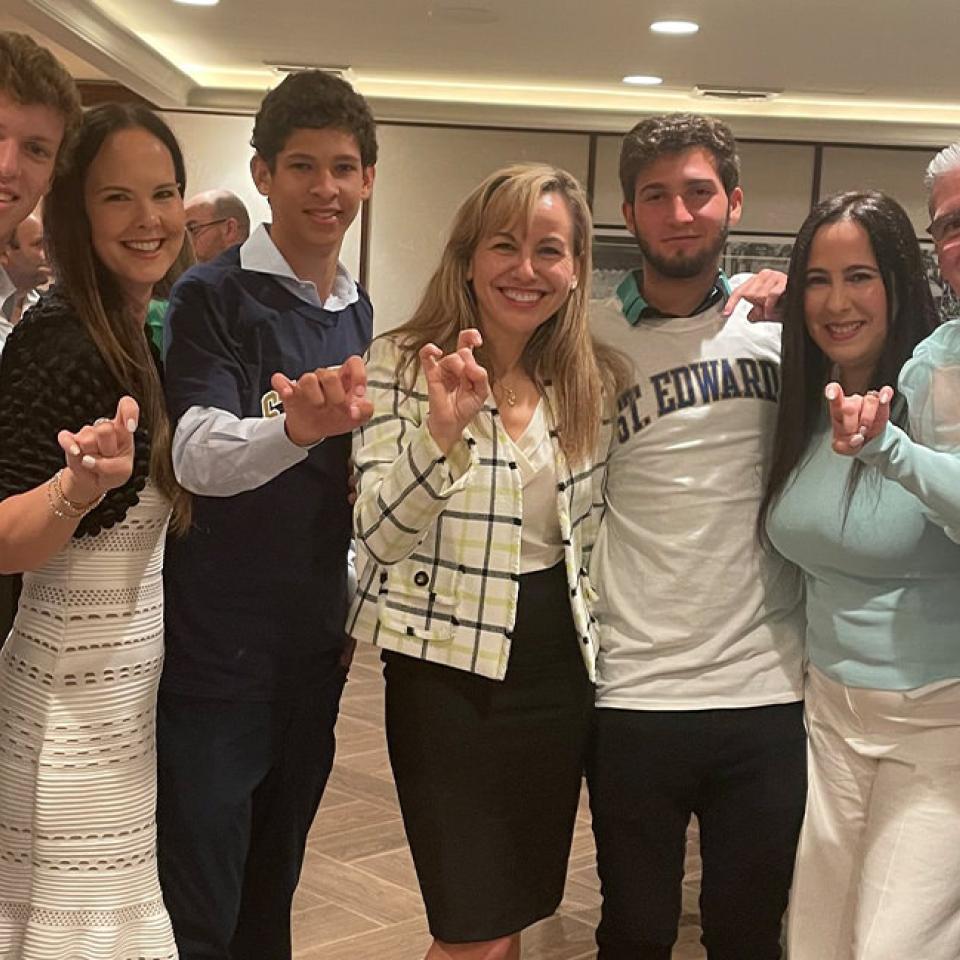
top-left (825, 385), bottom-right (838, 400)
top-left (858, 425), bottom-right (868, 437)
top-left (82, 455), bottom-right (96, 469)
top-left (127, 418), bottom-right (138, 433)
top-left (69, 444), bottom-right (81, 457)
top-left (850, 434), bottom-right (864, 447)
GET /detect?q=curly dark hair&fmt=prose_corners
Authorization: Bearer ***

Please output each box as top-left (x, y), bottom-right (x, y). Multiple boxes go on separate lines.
top-left (0, 31), bottom-right (82, 173)
top-left (619, 113), bottom-right (740, 202)
top-left (251, 70), bottom-right (377, 168)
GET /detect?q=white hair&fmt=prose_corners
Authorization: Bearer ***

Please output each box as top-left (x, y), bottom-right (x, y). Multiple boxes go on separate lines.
top-left (925, 142), bottom-right (960, 192)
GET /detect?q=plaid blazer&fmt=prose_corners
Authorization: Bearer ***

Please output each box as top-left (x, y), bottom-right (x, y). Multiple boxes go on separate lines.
top-left (347, 335), bottom-right (611, 681)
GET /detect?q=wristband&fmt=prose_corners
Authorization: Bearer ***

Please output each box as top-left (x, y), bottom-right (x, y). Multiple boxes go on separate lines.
top-left (47, 469), bottom-right (105, 520)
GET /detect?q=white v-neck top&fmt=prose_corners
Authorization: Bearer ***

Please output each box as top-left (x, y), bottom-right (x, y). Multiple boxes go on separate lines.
top-left (511, 400), bottom-right (563, 573)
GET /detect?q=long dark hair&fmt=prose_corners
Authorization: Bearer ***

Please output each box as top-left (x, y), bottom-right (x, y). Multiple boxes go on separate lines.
top-left (759, 190), bottom-right (940, 542)
top-left (43, 103), bottom-right (190, 532)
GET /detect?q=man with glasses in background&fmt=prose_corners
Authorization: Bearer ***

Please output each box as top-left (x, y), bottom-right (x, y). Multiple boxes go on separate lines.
top-left (926, 143), bottom-right (960, 300)
top-left (184, 188), bottom-right (250, 262)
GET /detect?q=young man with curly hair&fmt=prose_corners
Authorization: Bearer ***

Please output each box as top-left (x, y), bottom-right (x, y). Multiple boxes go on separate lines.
top-left (157, 71), bottom-right (376, 960)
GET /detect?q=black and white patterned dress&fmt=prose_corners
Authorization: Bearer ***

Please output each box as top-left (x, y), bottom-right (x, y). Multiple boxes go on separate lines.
top-left (0, 292), bottom-right (176, 959)
top-left (0, 481), bottom-right (175, 959)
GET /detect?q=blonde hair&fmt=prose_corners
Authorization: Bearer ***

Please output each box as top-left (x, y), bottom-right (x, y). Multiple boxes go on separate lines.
top-left (387, 163), bottom-right (624, 465)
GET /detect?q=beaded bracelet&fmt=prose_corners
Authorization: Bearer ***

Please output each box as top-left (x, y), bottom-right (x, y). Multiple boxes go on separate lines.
top-left (47, 468), bottom-right (105, 520)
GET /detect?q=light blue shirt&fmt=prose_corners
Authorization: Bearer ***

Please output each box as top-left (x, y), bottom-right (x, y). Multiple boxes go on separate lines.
top-left (767, 418), bottom-right (960, 690)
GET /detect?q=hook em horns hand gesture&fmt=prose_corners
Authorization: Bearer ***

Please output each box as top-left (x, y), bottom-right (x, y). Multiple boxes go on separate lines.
top-left (56, 395), bottom-right (140, 504)
top-left (422, 329), bottom-right (490, 454)
top-left (825, 381), bottom-right (894, 456)
top-left (272, 355), bottom-right (375, 448)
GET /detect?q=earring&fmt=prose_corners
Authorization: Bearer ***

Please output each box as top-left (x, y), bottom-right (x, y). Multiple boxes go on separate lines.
top-left (570, 278), bottom-right (578, 290)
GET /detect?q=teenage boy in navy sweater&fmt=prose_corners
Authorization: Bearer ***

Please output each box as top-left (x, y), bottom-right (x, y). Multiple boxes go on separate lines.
top-left (157, 71), bottom-right (376, 960)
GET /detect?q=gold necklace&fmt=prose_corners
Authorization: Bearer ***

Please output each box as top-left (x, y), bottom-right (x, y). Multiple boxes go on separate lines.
top-left (502, 384), bottom-right (518, 407)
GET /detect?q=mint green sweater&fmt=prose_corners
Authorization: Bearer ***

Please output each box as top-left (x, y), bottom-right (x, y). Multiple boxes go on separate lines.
top-left (767, 419), bottom-right (960, 690)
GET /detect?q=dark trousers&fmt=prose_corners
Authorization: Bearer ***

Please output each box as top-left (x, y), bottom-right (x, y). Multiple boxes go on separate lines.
top-left (156, 667), bottom-right (346, 960)
top-left (587, 702), bottom-right (807, 960)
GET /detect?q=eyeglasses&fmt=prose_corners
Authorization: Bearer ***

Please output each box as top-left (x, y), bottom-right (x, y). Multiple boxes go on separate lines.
top-left (926, 209), bottom-right (960, 245)
top-left (186, 217), bottom-right (229, 237)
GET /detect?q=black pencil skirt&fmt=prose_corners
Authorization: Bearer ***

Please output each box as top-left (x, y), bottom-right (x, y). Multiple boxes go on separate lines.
top-left (382, 561), bottom-right (594, 943)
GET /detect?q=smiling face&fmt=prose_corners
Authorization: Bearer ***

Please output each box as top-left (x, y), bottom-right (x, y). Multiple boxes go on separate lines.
top-left (623, 146), bottom-right (741, 283)
top-left (468, 190), bottom-right (578, 350)
top-left (804, 218), bottom-right (889, 392)
top-left (929, 167), bottom-right (960, 296)
top-left (0, 91), bottom-right (64, 243)
top-left (83, 126), bottom-right (185, 307)
top-left (251, 126), bottom-right (373, 264)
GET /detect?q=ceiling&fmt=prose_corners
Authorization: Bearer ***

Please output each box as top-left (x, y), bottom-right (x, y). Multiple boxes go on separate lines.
top-left (6, 0), bottom-right (960, 145)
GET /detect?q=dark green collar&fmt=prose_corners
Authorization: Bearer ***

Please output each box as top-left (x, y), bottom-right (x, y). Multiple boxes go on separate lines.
top-left (616, 269), bottom-right (733, 326)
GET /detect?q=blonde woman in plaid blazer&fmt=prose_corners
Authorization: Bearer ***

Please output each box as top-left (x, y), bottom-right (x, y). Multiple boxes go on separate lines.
top-left (348, 165), bottom-right (623, 960)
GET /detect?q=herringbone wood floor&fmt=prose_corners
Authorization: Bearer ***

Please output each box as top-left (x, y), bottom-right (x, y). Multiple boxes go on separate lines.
top-left (292, 642), bottom-right (707, 959)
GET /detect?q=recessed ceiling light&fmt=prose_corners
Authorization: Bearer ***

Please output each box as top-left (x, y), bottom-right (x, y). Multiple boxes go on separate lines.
top-left (650, 20), bottom-right (699, 35)
top-left (173, 0), bottom-right (219, 6)
top-left (623, 75), bottom-right (664, 86)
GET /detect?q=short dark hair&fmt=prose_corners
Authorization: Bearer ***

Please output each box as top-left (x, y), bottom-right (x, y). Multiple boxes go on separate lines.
top-left (251, 70), bottom-right (378, 168)
top-left (619, 113), bottom-right (740, 203)
top-left (0, 31), bottom-right (83, 172)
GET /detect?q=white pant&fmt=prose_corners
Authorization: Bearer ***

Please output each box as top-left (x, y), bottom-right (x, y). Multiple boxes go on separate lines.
top-left (788, 665), bottom-right (960, 960)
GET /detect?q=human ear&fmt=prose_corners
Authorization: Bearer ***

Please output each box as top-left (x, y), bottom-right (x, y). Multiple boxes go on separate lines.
top-left (727, 186), bottom-right (744, 227)
top-left (251, 154), bottom-right (272, 196)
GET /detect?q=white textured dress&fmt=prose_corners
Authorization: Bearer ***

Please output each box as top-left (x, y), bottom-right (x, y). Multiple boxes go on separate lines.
top-left (0, 481), bottom-right (177, 960)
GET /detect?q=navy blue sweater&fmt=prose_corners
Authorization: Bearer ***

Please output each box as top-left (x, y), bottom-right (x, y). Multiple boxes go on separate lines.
top-left (162, 250), bottom-right (372, 699)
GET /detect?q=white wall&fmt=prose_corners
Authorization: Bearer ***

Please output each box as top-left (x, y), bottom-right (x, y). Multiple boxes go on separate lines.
top-left (158, 110), bottom-right (943, 319)
top-left (819, 146), bottom-right (938, 233)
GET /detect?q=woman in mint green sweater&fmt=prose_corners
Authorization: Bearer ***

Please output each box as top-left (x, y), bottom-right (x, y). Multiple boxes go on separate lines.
top-left (760, 190), bottom-right (960, 960)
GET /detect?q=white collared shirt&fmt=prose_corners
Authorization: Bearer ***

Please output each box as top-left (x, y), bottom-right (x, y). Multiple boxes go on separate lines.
top-left (0, 269), bottom-right (15, 354)
top-left (0, 268), bottom-right (39, 354)
top-left (239, 222), bottom-right (359, 311)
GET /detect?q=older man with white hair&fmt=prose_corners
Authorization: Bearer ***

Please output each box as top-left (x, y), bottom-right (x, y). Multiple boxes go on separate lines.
top-left (926, 143), bottom-right (960, 298)
top-left (184, 188), bottom-right (251, 262)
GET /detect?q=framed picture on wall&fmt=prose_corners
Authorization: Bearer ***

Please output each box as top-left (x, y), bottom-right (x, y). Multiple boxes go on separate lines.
top-left (592, 230), bottom-right (638, 300)
top-left (593, 230), bottom-right (960, 321)
top-left (591, 229), bottom-right (799, 299)
top-left (722, 232), bottom-right (794, 277)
